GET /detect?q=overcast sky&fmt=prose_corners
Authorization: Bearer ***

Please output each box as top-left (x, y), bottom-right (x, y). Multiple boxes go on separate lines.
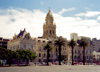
top-left (0, 0), bottom-right (100, 40)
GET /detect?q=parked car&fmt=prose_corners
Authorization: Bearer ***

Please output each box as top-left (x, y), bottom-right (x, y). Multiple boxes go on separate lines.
top-left (92, 63), bottom-right (96, 65)
top-left (61, 62), bottom-right (64, 65)
top-left (73, 62), bottom-right (78, 65)
top-left (96, 63), bottom-right (100, 65)
top-left (65, 63), bottom-right (71, 65)
top-left (29, 62), bottom-right (35, 65)
top-left (35, 62), bottom-right (41, 65)
top-left (78, 62), bottom-right (83, 65)
top-left (41, 62), bottom-right (45, 65)
top-left (48, 62), bottom-right (52, 65)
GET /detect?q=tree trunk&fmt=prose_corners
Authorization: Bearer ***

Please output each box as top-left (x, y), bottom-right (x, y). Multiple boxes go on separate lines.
top-left (17, 59), bottom-right (20, 66)
top-left (72, 46), bottom-right (74, 65)
top-left (1, 60), bottom-right (3, 67)
top-left (26, 59), bottom-right (29, 66)
top-left (8, 59), bottom-right (12, 66)
top-left (59, 45), bottom-right (61, 65)
top-left (47, 49), bottom-right (49, 65)
top-left (83, 47), bottom-right (85, 65)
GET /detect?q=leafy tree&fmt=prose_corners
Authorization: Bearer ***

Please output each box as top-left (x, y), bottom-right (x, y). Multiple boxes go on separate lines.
top-left (54, 37), bottom-right (66, 65)
top-left (16, 49), bottom-right (23, 66)
top-left (22, 50), bottom-right (37, 65)
top-left (0, 47), bottom-right (8, 60)
top-left (0, 48), bottom-right (16, 66)
top-left (44, 42), bottom-right (53, 65)
top-left (7, 49), bottom-right (16, 66)
top-left (0, 47), bottom-right (8, 66)
top-left (16, 49), bottom-right (37, 66)
top-left (78, 38), bottom-right (88, 65)
top-left (68, 39), bottom-right (76, 65)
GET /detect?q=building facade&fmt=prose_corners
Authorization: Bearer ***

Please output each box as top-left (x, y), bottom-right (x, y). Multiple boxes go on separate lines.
top-left (68, 33), bottom-right (94, 64)
top-left (70, 33), bottom-right (78, 41)
top-left (0, 37), bottom-right (9, 49)
top-left (7, 28), bottom-right (36, 53)
top-left (7, 9), bottom-right (68, 63)
top-left (92, 38), bottom-right (100, 52)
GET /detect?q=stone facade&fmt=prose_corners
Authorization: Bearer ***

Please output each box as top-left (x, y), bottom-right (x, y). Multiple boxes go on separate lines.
top-left (42, 9), bottom-right (57, 39)
top-left (7, 28), bottom-right (36, 54)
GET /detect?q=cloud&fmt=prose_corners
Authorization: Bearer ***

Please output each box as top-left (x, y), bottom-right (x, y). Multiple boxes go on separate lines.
top-left (58, 7), bottom-right (76, 14)
top-left (40, 2), bottom-right (46, 6)
top-left (75, 11), bottom-right (100, 17)
top-left (97, 16), bottom-right (100, 20)
top-left (85, 7), bottom-right (90, 10)
top-left (0, 8), bottom-right (100, 40)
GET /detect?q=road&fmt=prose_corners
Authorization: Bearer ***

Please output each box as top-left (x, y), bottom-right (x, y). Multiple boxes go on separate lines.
top-left (0, 65), bottom-right (100, 72)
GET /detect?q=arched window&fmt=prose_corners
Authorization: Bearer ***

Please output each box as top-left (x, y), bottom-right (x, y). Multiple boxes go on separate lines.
top-left (50, 30), bottom-right (51, 35)
top-left (75, 55), bottom-right (76, 59)
top-left (78, 56), bottom-right (80, 59)
top-left (39, 53), bottom-right (41, 57)
top-left (53, 31), bottom-right (54, 34)
top-left (44, 53), bottom-right (46, 57)
top-left (75, 50), bottom-right (76, 53)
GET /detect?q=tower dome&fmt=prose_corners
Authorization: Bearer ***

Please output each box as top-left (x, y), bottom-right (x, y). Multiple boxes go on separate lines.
top-left (46, 8), bottom-right (53, 18)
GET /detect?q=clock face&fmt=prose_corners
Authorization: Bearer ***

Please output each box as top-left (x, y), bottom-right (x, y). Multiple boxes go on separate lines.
top-left (50, 20), bottom-right (52, 23)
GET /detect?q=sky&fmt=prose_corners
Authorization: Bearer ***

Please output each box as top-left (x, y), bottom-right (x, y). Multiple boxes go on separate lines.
top-left (0, 0), bottom-right (100, 40)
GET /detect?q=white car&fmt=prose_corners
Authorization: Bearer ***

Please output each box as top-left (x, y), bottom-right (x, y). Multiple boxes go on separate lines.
top-left (92, 63), bottom-right (96, 65)
top-left (66, 63), bottom-right (71, 65)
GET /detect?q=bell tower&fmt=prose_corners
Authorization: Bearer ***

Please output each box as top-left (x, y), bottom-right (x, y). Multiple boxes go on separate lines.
top-left (42, 9), bottom-right (57, 39)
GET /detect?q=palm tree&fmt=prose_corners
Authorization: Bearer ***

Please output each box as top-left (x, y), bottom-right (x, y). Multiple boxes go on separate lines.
top-left (78, 38), bottom-right (88, 65)
top-left (68, 39), bottom-right (76, 65)
top-left (54, 37), bottom-right (66, 65)
top-left (44, 42), bottom-right (53, 65)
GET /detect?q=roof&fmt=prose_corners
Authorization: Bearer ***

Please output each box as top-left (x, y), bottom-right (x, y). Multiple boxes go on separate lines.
top-left (46, 9), bottom-right (53, 18)
top-left (17, 28), bottom-right (27, 38)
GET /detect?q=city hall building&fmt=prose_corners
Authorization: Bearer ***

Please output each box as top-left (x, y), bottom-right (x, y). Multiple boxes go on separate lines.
top-left (7, 9), bottom-right (68, 63)
top-left (7, 9), bottom-right (100, 64)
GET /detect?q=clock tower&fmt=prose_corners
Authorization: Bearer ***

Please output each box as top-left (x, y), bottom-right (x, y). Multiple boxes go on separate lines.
top-left (42, 9), bottom-right (57, 39)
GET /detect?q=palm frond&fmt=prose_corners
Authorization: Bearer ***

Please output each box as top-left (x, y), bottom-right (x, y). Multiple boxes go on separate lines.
top-left (67, 39), bottom-right (76, 47)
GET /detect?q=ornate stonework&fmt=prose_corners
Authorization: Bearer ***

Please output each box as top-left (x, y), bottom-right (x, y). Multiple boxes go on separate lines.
top-left (42, 9), bottom-right (57, 39)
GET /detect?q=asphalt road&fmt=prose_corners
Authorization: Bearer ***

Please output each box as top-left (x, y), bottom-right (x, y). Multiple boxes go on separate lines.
top-left (0, 65), bottom-right (100, 72)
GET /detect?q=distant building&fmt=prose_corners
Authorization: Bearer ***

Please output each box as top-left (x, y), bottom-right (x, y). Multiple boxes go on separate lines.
top-left (92, 38), bottom-right (100, 52)
top-left (93, 51), bottom-right (100, 63)
top-left (70, 33), bottom-right (78, 41)
top-left (0, 37), bottom-right (9, 49)
top-left (68, 33), bottom-right (94, 64)
top-left (78, 36), bottom-right (91, 46)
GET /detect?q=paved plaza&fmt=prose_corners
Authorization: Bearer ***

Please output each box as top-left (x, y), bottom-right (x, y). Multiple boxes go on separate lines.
top-left (0, 65), bottom-right (100, 72)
